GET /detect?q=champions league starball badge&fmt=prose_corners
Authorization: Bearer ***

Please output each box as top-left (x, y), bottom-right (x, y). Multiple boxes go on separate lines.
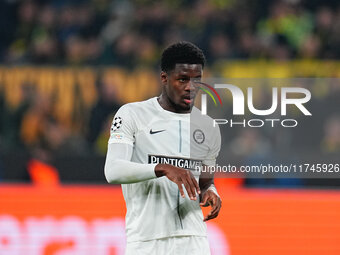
top-left (111, 117), bottom-right (122, 132)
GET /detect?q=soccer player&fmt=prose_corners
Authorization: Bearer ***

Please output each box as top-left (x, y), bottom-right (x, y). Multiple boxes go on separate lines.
top-left (104, 41), bottom-right (222, 254)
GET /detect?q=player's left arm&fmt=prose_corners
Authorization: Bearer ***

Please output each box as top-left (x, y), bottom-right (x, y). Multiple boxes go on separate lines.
top-left (199, 123), bottom-right (222, 221)
top-left (199, 168), bottom-right (222, 221)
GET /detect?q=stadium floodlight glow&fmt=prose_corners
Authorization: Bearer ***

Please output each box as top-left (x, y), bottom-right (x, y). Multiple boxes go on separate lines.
top-left (201, 84), bottom-right (312, 116)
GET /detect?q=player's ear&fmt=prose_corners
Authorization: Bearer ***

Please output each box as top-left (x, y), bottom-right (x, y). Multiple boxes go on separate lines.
top-left (160, 71), bottom-right (168, 84)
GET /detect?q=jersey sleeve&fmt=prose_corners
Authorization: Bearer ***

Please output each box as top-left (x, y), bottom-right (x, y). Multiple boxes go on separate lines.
top-left (108, 104), bottom-right (135, 146)
top-left (202, 125), bottom-right (221, 166)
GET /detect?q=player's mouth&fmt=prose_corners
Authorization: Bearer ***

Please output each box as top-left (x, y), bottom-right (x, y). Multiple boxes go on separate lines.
top-left (183, 95), bottom-right (194, 105)
top-left (183, 99), bottom-right (192, 104)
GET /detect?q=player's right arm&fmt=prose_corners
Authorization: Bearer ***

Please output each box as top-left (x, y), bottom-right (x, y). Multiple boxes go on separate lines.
top-left (105, 144), bottom-right (200, 199)
top-left (104, 104), bottom-right (200, 200)
top-left (104, 142), bottom-right (157, 183)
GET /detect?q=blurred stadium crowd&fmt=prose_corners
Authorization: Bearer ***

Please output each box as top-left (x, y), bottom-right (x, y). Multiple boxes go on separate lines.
top-left (0, 0), bottom-right (340, 66)
top-left (0, 0), bottom-right (339, 186)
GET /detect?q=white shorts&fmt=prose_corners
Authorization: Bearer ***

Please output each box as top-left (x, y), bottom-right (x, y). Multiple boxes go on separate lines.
top-left (125, 236), bottom-right (211, 255)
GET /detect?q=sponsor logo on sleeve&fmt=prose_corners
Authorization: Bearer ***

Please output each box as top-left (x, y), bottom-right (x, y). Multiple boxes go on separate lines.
top-left (114, 134), bottom-right (123, 140)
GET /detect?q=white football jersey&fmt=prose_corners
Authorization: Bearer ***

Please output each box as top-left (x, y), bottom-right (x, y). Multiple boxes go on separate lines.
top-left (109, 97), bottom-right (221, 242)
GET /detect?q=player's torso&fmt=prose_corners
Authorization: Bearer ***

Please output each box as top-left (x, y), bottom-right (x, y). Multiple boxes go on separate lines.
top-left (123, 98), bottom-right (214, 241)
top-left (131, 98), bottom-right (212, 168)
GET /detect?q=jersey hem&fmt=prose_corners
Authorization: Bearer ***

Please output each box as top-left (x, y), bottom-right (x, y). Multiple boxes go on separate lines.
top-left (126, 232), bottom-right (207, 243)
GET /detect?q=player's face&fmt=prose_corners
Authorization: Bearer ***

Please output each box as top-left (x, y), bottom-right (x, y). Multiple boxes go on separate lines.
top-left (161, 64), bottom-right (202, 113)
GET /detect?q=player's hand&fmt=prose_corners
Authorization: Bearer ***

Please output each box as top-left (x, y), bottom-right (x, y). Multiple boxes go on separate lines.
top-left (155, 164), bottom-right (200, 200)
top-left (200, 189), bottom-right (222, 221)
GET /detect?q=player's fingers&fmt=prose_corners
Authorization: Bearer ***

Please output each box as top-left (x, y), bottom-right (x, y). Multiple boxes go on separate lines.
top-left (191, 175), bottom-right (201, 195)
top-left (204, 212), bottom-right (218, 221)
top-left (204, 207), bottom-right (218, 221)
top-left (207, 197), bottom-right (222, 220)
top-left (208, 206), bottom-right (221, 221)
top-left (203, 195), bottom-right (221, 221)
top-left (177, 183), bottom-right (185, 198)
top-left (200, 193), bottom-right (209, 206)
top-left (210, 195), bottom-right (218, 208)
top-left (210, 199), bottom-right (221, 216)
top-left (182, 177), bottom-right (195, 200)
top-left (203, 208), bottom-right (214, 221)
top-left (185, 174), bottom-right (198, 200)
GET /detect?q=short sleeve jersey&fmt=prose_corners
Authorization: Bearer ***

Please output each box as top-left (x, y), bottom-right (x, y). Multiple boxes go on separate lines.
top-left (109, 97), bottom-right (221, 242)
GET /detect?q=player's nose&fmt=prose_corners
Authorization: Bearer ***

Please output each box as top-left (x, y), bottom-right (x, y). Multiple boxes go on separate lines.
top-left (185, 79), bottom-right (198, 91)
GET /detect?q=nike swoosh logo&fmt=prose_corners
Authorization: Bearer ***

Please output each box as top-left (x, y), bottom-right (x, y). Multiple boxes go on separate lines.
top-left (150, 129), bottom-right (166, 134)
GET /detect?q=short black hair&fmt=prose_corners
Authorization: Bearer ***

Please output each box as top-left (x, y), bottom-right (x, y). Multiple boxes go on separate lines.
top-left (161, 41), bottom-right (206, 73)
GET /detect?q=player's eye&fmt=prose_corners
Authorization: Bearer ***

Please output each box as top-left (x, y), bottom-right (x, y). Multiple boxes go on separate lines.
top-left (179, 78), bottom-right (188, 83)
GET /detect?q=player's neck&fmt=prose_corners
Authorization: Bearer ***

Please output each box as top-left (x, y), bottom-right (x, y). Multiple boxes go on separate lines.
top-left (157, 95), bottom-right (191, 114)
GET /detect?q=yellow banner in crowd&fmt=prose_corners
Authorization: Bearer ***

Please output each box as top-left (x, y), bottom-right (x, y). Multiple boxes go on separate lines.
top-left (0, 61), bottom-right (338, 131)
